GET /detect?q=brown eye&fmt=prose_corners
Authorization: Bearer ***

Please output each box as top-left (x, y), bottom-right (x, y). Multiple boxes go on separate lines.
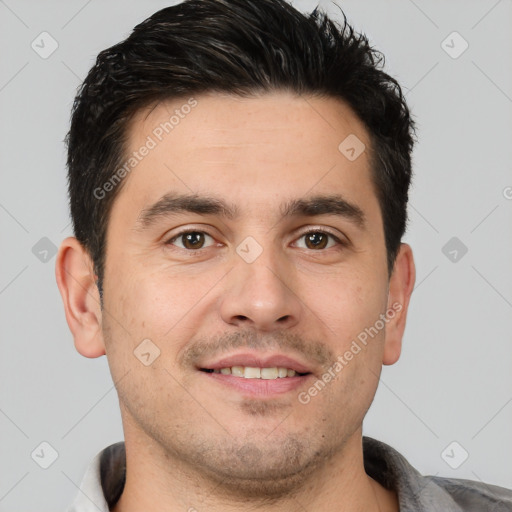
top-left (167, 231), bottom-right (214, 250)
top-left (294, 231), bottom-right (341, 251)
top-left (304, 232), bottom-right (329, 249)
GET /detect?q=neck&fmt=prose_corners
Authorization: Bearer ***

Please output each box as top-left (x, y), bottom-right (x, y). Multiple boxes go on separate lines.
top-left (111, 425), bottom-right (398, 512)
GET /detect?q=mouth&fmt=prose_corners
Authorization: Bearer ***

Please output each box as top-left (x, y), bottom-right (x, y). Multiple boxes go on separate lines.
top-left (200, 366), bottom-right (309, 378)
top-left (197, 353), bottom-right (314, 397)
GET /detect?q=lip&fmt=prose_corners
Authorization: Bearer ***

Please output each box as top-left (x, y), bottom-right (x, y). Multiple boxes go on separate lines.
top-left (202, 371), bottom-right (311, 397)
top-left (196, 351), bottom-right (315, 398)
top-left (198, 352), bottom-right (313, 375)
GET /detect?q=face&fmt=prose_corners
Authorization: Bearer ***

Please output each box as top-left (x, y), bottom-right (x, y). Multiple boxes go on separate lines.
top-left (99, 91), bottom-right (399, 494)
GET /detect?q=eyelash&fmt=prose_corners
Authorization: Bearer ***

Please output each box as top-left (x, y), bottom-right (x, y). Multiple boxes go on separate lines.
top-left (165, 228), bottom-right (347, 252)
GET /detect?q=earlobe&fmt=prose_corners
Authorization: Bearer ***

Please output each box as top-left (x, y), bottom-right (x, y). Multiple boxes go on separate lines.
top-left (382, 243), bottom-right (416, 366)
top-left (55, 237), bottom-right (106, 358)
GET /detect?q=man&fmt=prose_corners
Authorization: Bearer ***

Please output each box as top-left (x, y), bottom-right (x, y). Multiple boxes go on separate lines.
top-left (55, 0), bottom-right (512, 510)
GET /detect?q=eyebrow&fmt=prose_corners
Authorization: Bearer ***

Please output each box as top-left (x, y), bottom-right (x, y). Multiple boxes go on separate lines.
top-left (135, 192), bottom-right (366, 230)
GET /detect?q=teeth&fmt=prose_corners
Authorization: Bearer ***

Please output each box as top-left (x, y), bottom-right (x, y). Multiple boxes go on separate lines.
top-left (231, 366), bottom-right (244, 377)
top-left (244, 367), bottom-right (261, 378)
top-left (211, 366), bottom-right (301, 379)
top-left (278, 367), bottom-right (288, 378)
top-left (261, 367), bottom-right (278, 379)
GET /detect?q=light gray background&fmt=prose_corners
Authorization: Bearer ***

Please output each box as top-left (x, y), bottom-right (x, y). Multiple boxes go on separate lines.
top-left (1, 0), bottom-right (511, 510)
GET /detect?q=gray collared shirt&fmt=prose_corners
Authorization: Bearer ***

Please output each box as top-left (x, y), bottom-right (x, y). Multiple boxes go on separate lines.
top-left (67, 436), bottom-right (512, 511)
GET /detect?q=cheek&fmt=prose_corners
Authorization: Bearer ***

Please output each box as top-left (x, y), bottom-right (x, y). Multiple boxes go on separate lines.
top-left (310, 270), bottom-right (387, 339)
top-left (111, 276), bottom-right (183, 341)
top-left (107, 263), bottom-right (223, 348)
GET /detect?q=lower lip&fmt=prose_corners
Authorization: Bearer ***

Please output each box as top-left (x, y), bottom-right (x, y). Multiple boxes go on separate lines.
top-left (202, 372), bottom-right (311, 397)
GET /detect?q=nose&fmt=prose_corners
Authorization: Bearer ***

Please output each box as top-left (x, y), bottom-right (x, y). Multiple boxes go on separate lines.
top-left (219, 250), bottom-right (303, 332)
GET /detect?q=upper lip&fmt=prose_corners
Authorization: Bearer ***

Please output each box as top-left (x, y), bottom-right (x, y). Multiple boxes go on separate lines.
top-left (198, 351), bottom-right (314, 375)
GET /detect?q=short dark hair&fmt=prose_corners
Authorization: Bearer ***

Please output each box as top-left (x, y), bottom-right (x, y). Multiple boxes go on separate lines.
top-left (66, 0), bottom-right (415, 291)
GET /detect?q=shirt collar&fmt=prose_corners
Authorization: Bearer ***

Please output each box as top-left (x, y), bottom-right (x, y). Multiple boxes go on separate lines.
top-left (363, 437), bottom-right (463, 510)
top-left (67, 442), bottom-right (125, 512)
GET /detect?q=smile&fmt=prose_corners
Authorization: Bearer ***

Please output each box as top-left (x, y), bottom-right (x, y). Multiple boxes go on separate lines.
top-left (200, 366), bottom-right (308, 379)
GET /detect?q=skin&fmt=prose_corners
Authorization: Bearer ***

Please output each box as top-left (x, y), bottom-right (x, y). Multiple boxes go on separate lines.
top-left (56, 91), bottom-right (415, 512)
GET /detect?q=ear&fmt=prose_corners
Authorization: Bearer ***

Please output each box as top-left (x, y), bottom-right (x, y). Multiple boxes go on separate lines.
top-left (382, 243), bottom-right (416, 365)
top-left (55, 237), bottom-right (105, 358)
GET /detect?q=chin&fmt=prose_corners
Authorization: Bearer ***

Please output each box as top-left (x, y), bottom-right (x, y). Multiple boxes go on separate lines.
top-left (174, 434), bottom-right (336, 499)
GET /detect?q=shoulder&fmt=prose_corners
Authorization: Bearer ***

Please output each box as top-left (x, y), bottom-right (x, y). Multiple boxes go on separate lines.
top-left (363, 436), bottom-right (512, 511)
top-left (430, 475), bottom-right (512, 510)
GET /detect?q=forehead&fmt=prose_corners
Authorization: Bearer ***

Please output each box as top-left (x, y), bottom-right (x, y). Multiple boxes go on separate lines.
top-left (114, 91), bottom-right (380, 227)
top-left (132, 91), bottom-right (368, 159)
